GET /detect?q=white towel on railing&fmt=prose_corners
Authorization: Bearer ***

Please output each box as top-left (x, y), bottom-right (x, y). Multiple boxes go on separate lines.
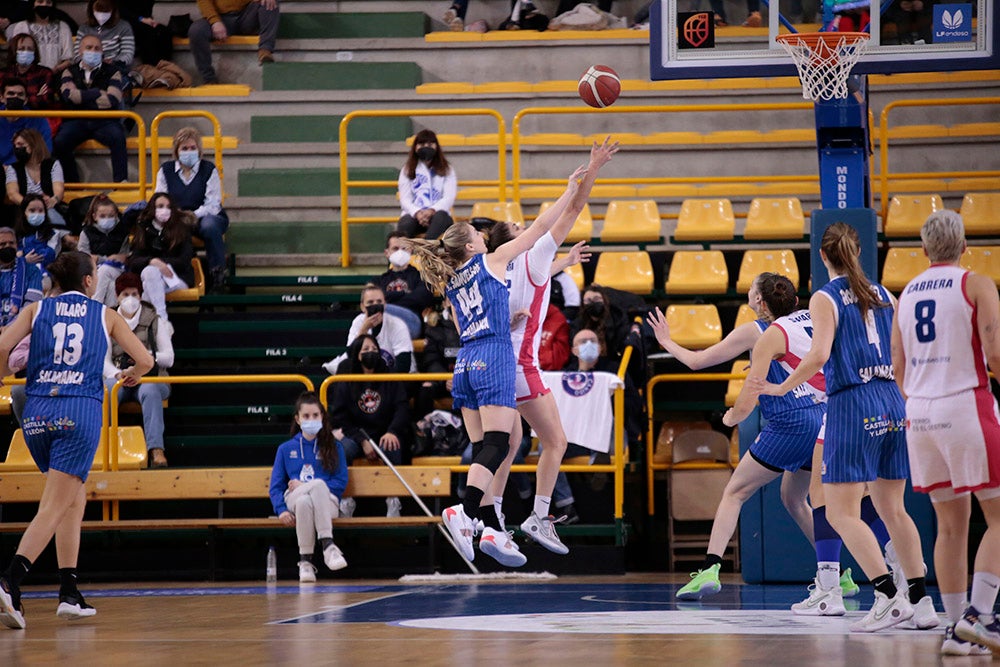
top-left (539, 371), bottom-right (623, 453)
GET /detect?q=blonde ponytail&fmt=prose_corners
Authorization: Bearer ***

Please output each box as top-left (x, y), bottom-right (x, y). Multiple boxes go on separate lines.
top-left (405, 223), bottom-right (474, 296)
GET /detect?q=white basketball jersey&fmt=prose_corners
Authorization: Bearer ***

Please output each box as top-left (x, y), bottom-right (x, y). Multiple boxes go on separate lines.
top-left (769, 309), bottom-right (827, 406)
top-left (507, 232), bottom-right (558, 369)
top-left (897, 264), bottom-right (989, 399)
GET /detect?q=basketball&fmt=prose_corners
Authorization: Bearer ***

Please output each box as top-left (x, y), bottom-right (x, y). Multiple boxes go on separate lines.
top-left (578, 65), bottom-right (621, 108)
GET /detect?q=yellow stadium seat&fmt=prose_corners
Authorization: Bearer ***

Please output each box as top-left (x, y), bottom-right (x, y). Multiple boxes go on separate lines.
top-left (674, 199), bottom-right (736, 242)
top-left (664, 250), bottom-right (729, 295)
top-left (0, 430), bottom-right (36, 471)
top-left (600, 200), bottom-right (662, 243)
top-left (736, 250), bottom-right (800, 293)
top-left (725, 360), bottom-right (750, 407)
top-left (593, 251), bottom-right (654, 294)
top-left (0, 384), bottom-right (9, 415)
top-left (165, 258), bottom-right (206, 302)
top-left (115, 426), bottom-right (149, 470)
top-left (884, 194), bottom-right (945, 237)
top-left (881, 247), bottom-right (930, 292)
top-left (960, 193), bottom-right (1000, 236)
top-left (744, 198), bottom-right (805, 240)
top-left (665, 304), bottom-right (723, 349)
top-left (539, 201), bottom-right (592, 243)
top-left (471, 201), bottom-right (524, 224)
top-left (734, 303), bottom-right (757, 329)
top-left (961, 246), bottom-right (1000, 286)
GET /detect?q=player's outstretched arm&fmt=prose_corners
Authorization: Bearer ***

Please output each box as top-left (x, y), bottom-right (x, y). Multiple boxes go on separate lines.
top-left (106, 308), bottom-right (155, 385)
top-left (0, 302), bottom-right (38, 379)
top-left (549, 137), bottom-right (620, 246)
top-left (550, 241), bottom-right (591, 276)
top-left (646, 306), bottom-right (762, 370)
top-left (969, 272), bottom-right (1000, 375)
top-left (723, 326), bottom-right (783, 426)
top-left (890, 308), bottom-right (907, 399)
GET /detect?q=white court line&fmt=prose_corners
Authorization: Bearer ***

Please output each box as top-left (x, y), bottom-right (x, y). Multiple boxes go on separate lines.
top-left (268, 591), bottom-right (415, 625)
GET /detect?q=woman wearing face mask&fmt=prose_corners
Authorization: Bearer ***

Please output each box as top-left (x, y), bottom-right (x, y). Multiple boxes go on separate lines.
top-left (77, 194), bottom-right (129, 306)
top-left (15, 193), bottom-right (66, 271)
top-left (154, 127), bottom-right (228, 292)
top-left (126, 192), bottom-right (194, 320)
top-left (6, 129), bottom-right (66, 231)
top-left (571, 284), bottom-right (633, 362)
top-left (76, 0), bottom-right (134, 73)
top-left (270, 392), bottom-right (349, 583)
top-left (1, 34), bottom-right (57, 111)
top-left (376, 231), bottom-right (436, 338)
top-left (4, 1), bottom-right (75, 73)
top-left (396, 129), bottom-right (456, 241)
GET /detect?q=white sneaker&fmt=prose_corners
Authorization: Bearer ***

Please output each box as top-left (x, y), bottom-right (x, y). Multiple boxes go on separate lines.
top-left (850, 591), bottom-right (914, 632)
top-left (898, 595), bottom-right (940, 630)
top-left (942, 623), bottom-right (993, 656)
top-left (323, 542), bottom-right (347, 571)
top-left (955, 606), bottom-right (1000, 654)
top-left (520, 512), bottom-right (569, 555)
top-left (386, 497), bottom-right (402, 518)
top-left (0, 578), bottom-right (25, 629)
top-left (442, 504), bottom-right (476, 561)
top-left (791, 580), bottom-right (846, 616)
top-left (55, 592), bottom-right (96, 621)
top-left (479, 527), bottom-right (527, 567)
top-left (339, 497), bottom-right (356, 518)
top-left (298, 561), bottom-right (317, 583)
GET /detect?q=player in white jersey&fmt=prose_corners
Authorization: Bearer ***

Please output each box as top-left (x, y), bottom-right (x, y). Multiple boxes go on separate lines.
top-left (483, 137), bottom-right (619, 555)
top-left (892, 211), bottom-right (1000, 656)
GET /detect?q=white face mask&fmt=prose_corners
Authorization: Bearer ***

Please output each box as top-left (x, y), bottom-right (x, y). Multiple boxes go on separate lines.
top-left (577, 340), bottom-right (600, 364)
top-left (118, 295), bottom-right (140, 315)
top-left (94, 11), bottom-right (112, 25)
top-left (300, 419), bottom-right (323, 437)
top-left (96, 216), bottom-right (116, 233)
top-left (154, 207), bottom-right (171, 224)
top-left (388, 248), bottom-right (411, 268)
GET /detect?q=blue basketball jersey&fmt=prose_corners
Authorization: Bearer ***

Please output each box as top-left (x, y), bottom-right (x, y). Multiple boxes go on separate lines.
top-left (446, 253), bottom-right (511, 345)
top-left (759, 310), bottom-right (826, 420)
top-left (817, 276), bottom-right (896, 395)
top-left (27, 292), bottom-right (109, 401)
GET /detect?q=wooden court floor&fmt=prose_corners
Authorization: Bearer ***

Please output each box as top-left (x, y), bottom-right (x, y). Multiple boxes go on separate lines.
top-left (0, 574), bottom-right (987, 666)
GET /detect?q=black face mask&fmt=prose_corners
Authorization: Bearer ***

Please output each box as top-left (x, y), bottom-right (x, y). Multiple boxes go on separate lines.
top-left (416, 147), bottom-right (436, 162)
top-left (13, 147), bottom-right (29, 162)
top-left (360, 351), bottom-right (381, 369)
top-left (585, 301), bottom-right (605, 317)
top-left (35, 6), bottom-right (52, 19)
top-left (5, 98), bottom-right (25, 111)
top-left (0, 246), bottom-right (17, 264)
top-left (365, 303), bottom-right (384, 316)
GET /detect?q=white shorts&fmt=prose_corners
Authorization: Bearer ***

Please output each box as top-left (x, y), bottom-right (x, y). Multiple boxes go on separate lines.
top-left (906, 388), bottom-right (1000, 500)
top-left (515, 362), bottom-right (550, 403)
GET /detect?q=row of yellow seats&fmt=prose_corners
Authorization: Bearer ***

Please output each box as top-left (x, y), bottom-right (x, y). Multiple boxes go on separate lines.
top-left (885, 192), bottom-right (999, 237)
top-left (472, 197), bottom-right (806, 245)
top-left (882, 245), bottom-right (1000, 292)
top-left (0, 427), bottom-right (148, 472)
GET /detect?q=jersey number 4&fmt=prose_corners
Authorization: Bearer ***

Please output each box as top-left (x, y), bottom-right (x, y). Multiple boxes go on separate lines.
top-left (914, 300), bottom-right (936, 343)
top-left (52, 322), bottom-right (85, 366)
top-left (455, 281), bottom-right (485, 320)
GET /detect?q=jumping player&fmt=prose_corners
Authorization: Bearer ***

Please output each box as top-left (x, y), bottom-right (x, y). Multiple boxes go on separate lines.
top-left (0, 251), bottom-right (153, 630)
top-left (408, 165), bottom-right (587, 566)
top-left (758, 222), bottom-right (934, 633)
top-left (892, 211), bottom-right (1000, 656)
top-left (484, 137), bottom-right (619, 555)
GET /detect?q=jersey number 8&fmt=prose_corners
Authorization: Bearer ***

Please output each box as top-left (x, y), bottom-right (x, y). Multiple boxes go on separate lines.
top-left (914, 300), bottom-right (936, 343)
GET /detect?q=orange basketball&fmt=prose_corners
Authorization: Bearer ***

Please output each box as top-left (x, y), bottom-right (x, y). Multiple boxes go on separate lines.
top-left (578, 65), bottom-right (621, 108)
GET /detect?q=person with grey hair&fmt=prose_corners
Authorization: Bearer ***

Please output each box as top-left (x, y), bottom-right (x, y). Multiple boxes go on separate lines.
top-left (891, 210), bottom-right (1000, 656)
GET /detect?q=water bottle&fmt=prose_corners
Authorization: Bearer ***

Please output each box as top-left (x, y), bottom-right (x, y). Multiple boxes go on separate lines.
top-left (266, 546), bottom-right (277, 584)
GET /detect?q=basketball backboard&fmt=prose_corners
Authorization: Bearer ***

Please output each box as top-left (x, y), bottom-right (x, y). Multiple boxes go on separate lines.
top-left (650, 0), bottom-right (998, 80)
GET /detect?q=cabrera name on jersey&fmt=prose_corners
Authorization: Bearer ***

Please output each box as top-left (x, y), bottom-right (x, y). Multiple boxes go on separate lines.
top-left (447, 254), bottom-right (510, 344)
top-left (27, 293), bottom-right (109, 400)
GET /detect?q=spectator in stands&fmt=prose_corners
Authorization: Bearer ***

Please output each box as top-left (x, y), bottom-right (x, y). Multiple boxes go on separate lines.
top-left (270, 391), bottom-right (349, 583)
top-left (329, 334), bottom-right (410, 517)
top-left (396, 129), bottom-right (456, 240)
top-left (0, 225), bottom-right (42, 330)
top-left (77, 193), bottom-right (129, 306)
top-left (322, 284), bottom-right (415, 375)
top-left (126, 192), bottom-right (194, 320)
top-left (189, 0), bottom-right (280, 84)
top-left (376, 231), bottom-right (436, 338)
top-left (413, 302), bottom-right (459, 419)
top-left (0, 80), bottom-right (52, 166)
top-left (571, 283), bottom-right (636, 362)
top-left (0, 0), bottom-right (31, 33)
top-left (77, 1), bottom-right (134, 73)
top-left (539, 300), bottom-right (570, 371)
top-left (6, 129), bottom-right (66, 230)
top-left (15, 193), bottom-right (65, 272)
top-left (121, 2), bottom-right (173, 66)
top-left (106, 271), bottom-right (173, 468)
top-left (2, 34), bottom-right (57, 114)
top-left (5, 1), bottom-right (75, 72)
top-left (154, 126), bottom-right (228, 292)
top-left (54, 35), bottom-right (128, 184)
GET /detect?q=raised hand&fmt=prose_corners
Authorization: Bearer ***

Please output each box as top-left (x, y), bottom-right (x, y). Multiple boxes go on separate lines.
top-left (645, 307), bottom-right (673, 349)
top-left (564, 241), bottom-right (592, 267)
top-left (590, 136), bottom-right (621, 169)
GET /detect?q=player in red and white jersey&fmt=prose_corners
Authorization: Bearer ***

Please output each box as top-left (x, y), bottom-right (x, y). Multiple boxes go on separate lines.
top-left (484, 137), bottom-right (619, 555)
top-left (892, 210), bottom-right (1000, 656)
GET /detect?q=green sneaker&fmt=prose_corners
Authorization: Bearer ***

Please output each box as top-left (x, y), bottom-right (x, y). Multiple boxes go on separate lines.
top-left (676, 563), bottom-right (722, 600)
top-left (840, 567), bottom-right (860, 598)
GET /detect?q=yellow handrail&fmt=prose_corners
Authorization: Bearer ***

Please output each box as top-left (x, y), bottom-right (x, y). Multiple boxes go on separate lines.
top-left (0, 109), bottom-right (147, 200)
top-left (879, 97), bottom-right (1000, 221)
top-left (149, 110), bottom-right (226, 200)
top-left (338, 108), bottom-right (507, 267)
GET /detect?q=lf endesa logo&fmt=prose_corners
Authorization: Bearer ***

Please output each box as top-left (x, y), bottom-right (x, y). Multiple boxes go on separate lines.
top-left (932, 3), bottom-right (972, 42)
top-left (678, 12), bottom-right (715, 49)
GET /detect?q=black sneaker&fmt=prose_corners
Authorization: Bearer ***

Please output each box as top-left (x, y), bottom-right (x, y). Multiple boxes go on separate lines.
top-left (0, 576), bottom-right (25, 629)
top-left (56, 590), bottom-right (97, 621)
top-left (557, 503), bottom-right (581, 525)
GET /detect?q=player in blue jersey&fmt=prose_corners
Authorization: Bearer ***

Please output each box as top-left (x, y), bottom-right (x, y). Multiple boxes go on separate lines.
top-left (0, 251), bottom-right (153, 630)
top-left (759, 222), bottom-right (932, 633)
top-left (408, 165), bottom-right (591, 566)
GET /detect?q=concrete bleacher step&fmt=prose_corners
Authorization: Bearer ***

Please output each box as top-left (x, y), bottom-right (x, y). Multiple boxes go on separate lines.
top-left (174, 346), bottom-right (345, 362)
top-left (261, 62), bottom-right (422, 91)
top-left (165, 404), bottom-right (296, 417)
top-left (250, 115), bottom-right (412, 143)
top-left (238, 167), bottom-right (397, 197)
top-left (227, 220), bottom-right (388, 256)
top-left (277, 11), bottom-right (429, 38)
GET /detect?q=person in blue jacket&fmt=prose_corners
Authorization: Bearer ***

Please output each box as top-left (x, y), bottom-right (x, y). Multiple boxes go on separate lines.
top-left (269, 392), bottom-right (349, 583)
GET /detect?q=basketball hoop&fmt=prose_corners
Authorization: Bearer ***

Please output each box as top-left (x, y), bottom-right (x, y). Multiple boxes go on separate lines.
top-left (775, 32), bottom-right (870, 102)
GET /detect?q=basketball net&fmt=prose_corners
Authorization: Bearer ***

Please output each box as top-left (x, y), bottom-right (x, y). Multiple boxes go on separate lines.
top-left (775, 32), bottom-right (870, 102)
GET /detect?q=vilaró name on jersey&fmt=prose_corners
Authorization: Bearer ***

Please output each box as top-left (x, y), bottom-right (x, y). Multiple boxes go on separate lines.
top-left (55, 301), bottom-right (88, 317)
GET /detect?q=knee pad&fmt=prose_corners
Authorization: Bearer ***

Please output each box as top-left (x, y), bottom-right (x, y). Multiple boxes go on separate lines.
top-left (471, 440), bottom-right (484, 462)
top-left (474, 431), bottom-right (508, 474)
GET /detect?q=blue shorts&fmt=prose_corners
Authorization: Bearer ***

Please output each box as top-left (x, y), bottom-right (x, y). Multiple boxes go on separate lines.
top-left (22, 395), bottom-right (103, 481)
top-left (750, 403), bottom-right (825, 472)
top-left (451, 338), bottom-right (516, 411)
top-left (823, 380), bottom-right (908, 483)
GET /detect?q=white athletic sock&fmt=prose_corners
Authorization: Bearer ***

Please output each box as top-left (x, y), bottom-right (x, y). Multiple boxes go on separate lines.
top-left (817, 562), bottom-right (840, 590)
top-left (971, 571), bottom-right (1000, 616)
top-left (941, 592), bottom-right (968, 624)
top-left (533, 495), bottom-right (552, 518)
top-left (493, 496), bottom-right (504, 524)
